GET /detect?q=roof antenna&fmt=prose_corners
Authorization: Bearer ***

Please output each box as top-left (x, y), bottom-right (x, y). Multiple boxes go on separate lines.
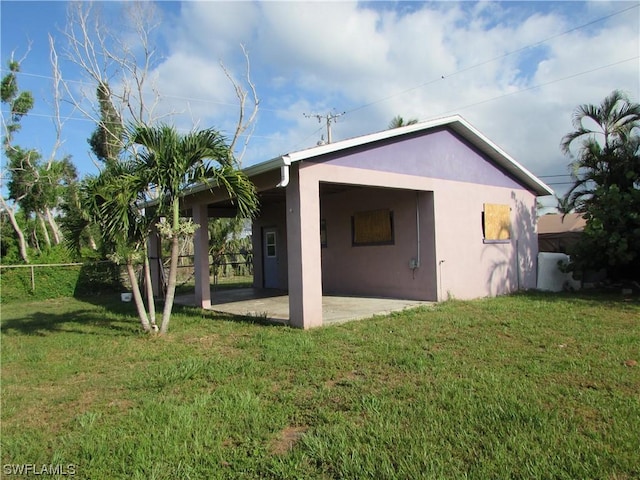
top-left (304, 110), bottom-right (345, 144)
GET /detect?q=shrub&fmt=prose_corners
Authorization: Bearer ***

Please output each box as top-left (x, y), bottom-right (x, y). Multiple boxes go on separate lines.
top-left (0, 261), bottom-right (123, 304)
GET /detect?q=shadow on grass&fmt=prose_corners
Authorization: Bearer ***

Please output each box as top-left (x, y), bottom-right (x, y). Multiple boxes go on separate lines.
top-left (177, 303), bottom-right (289, 329)
top-left (512, 288), bottom-right (640, 310)
top-left (0, 297), bottom-right (142, 337)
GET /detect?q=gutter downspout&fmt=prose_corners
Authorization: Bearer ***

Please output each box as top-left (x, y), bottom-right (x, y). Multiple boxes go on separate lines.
top-left (410, 191), bottom-right (421, 274)
top-left (416, 191), bottom-right (421, 268)
top-left (276, 156), bottom-right (291, 188)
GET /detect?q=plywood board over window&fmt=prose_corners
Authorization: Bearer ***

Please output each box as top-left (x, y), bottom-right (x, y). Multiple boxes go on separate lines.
top-left (352, 209), bottom-right (394, 246)
top-left (483, 203), bottom-right (511, 241)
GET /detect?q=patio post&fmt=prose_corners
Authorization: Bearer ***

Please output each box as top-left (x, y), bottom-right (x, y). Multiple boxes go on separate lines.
top-left (286, 164), bottom-right (323, 328)
top-left (193, 203), bottom-right (211, 308)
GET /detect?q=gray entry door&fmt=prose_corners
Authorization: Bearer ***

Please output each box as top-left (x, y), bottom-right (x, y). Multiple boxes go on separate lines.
top-left (263, 228), bottom-right (278, 288)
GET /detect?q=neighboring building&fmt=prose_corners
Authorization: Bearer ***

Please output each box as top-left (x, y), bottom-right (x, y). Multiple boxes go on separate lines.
top-left (538, 213), bottom-right (586, 253)
top-left (166, 115), bottom-right (553, 328)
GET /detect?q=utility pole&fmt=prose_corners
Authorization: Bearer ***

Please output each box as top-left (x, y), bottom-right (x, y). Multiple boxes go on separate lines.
top-left (304, 111), bottom-right (345, 144)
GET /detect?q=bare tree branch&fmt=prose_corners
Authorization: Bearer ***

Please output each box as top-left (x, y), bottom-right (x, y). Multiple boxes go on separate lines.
top-left (59, 1), bottom-right (172, 130)
top-left (46, 34), bottom-right (65, 171)
top-left (220, 44), bottom-right (260, 166)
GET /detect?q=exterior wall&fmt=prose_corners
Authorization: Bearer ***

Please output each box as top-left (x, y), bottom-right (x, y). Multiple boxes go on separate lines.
top-left (317, 128), bottom-right (524, 190)
top-left (250, 125), bottom-right (539, 322)
top-left (300, 162), bottom-right (539, 301)
top-left (320, 186), bottom-right (437, 301)
top-left (432, 180), bottom-right (538, 299)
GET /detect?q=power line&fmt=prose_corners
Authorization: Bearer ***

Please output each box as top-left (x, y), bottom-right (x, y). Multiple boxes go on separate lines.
top-left (303, 111), bottom-right (345, 144)
top-left (3, 2), bottom-right (637, 159)
top-left (433, 56), bottom-right (638, 117)
top-left (343, 2), bottom-right (639, 116)
top-left (0, 69), bottom-right (286, 114)
top-left (6, 3), bottom-right (637, 124)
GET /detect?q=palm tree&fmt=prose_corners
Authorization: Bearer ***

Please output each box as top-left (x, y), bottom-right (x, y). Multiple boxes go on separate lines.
top-left (128, 124), bottom-right (258, 334)
top-left (561, 90), bottom-right (640, 211)
top-left (82, 161), bottom-right (156, 332)
top-left (388, 115), bottom-right (419, 129)
top-left (555, 194), bottom-right (574, 217)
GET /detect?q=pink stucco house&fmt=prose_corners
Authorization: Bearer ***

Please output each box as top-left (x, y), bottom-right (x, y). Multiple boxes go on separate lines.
top-left (168, 115), bottom-right (553, 329)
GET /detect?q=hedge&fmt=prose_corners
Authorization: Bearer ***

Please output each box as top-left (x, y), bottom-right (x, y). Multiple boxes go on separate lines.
top-left (0, 262), bottom-right (124, 304)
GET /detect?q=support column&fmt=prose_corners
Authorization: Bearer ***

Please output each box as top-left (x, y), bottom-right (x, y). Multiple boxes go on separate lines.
top-left (193, 203), bottom-right (211, 309)
top-left (286, 165), bottom-right (323, 329)
top-left (148, 224), bottom-right (162, 298)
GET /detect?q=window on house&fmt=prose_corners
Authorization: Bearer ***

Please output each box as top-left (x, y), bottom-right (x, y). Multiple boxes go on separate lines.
top-left (483, 203), bottom-right (511, 242)
top-left (352, 209), bottom-right (394, 246)
top-left (265, 231), bottom-right (277, 257)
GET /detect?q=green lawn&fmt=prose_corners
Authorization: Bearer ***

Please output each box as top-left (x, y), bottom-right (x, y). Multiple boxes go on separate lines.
top-left (1, 291), bottom-right (639, 479)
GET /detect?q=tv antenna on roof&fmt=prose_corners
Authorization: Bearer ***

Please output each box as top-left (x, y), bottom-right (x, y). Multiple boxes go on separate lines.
top-left (304, 110), bottom-right (345, 144)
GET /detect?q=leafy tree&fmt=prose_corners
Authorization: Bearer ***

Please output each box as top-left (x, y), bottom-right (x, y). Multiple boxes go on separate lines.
top-left (2, 56), bottom-right (76, 258)
top-left (1, 60), bottom-right (33, 262)
top-left (388, 115), bottom-right (418, 129)
top-left (128, 123), bottom-right (258, 334)
top-left (88, 82), bottom-right (124, 167)
top-left (208, 218), bottom-right (252, 279)
top-left (561, 90), bottom-right (640, 280)
top-left (554, 194), bottom-right (573, 216)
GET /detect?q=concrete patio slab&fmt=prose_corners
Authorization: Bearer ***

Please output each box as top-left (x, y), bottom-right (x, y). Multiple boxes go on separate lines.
top-left (175, 288), bottom-right (432, 326)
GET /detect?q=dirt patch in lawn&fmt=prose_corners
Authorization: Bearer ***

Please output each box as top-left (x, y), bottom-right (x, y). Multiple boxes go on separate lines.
top-left (269, 426), bottom-right (308, 455)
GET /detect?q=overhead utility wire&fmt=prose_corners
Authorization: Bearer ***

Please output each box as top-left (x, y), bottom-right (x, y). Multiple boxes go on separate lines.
top-left (343, 3), bottom-right (640, 116)
top-left (434, 56), bottom-right (638, 118)
top-left (0, 69), bottom-right (283, 114)
top-left (285, 55), bottom-right (636, 155)
top-left (6, 4), bottom-right (637, 124)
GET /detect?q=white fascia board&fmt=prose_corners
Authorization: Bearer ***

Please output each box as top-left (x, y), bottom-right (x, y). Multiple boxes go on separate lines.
top-left (284, 115), bottom-right (464, 163)
top-left (179, 156), bottom-right (288, 199)
top-left (175, 113), bottom-right (553, 202)
top-left (280, 114), bottom-right (553, 196)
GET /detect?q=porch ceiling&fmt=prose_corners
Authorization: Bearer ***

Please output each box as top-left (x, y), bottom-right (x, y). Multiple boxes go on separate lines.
top-left (185, 182), bottom-right (369, 218)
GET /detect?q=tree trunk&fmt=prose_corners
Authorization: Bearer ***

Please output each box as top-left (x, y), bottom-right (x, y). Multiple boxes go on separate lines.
top-left (88, 233), bottom-right (98, 250)
top-left (0, 197), bottom-right (29, 263)
top-left (37, 213), bottom-right (52, 248)
top-left (45, 207), bottom-right (62, 244)
top-left (31, 227), bottom-right (41, 254)
top-left (143, 250), bottom-right (157, 330)
top-left (159, 233), bottom-right (179, 334)
top-left (126, 261), bottom-right (151, 332)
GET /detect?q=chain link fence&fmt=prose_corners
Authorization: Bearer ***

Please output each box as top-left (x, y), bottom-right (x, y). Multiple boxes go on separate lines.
top-left (1, 252), bottom-right (254, 303)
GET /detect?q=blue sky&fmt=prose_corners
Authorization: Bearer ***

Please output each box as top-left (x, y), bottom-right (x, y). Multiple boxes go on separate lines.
top-left (2, 1), bottom-right (639, 204)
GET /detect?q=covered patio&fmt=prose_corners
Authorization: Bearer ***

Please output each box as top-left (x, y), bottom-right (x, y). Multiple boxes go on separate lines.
top-left (175, 288), bottom-right (432, 326)
top-left (160, 116), bottom-right (552, 329)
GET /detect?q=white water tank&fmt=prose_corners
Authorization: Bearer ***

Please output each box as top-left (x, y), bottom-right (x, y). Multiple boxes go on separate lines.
top-left (537, 252), bottom-right (581, 292)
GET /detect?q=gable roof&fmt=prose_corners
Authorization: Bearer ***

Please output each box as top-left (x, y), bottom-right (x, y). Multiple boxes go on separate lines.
top-left (245, 114), bottom-right (553, 196)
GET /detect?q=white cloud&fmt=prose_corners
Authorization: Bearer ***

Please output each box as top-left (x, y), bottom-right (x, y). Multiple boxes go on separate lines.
top-left (144, 0), bottom-right (639, 199)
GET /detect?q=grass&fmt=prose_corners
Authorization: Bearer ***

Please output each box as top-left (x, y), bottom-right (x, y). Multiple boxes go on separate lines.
top-left (1, 290), bottom-right (639, 479)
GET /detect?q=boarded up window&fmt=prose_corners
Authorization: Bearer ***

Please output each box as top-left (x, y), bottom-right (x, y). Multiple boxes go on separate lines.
top-left (352, 209), bottom-right (394, 246)
top-left (483, 203), bottom-right (511, 240)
